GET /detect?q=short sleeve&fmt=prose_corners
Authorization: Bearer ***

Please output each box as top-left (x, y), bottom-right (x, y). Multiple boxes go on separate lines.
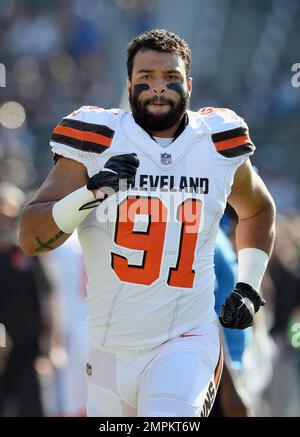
top-left (198, 107), bottom-right (255, 158)
top-left (50, 106), bottom-right (115, 170)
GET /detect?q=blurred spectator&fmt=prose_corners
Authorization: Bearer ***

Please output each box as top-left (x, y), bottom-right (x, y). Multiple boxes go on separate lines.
top-left (0, 182), bottom-right (52, 416)
top-left (40, 233), bottom-right (89, 417)
top-left (263, 215), bottom-right (300, 416)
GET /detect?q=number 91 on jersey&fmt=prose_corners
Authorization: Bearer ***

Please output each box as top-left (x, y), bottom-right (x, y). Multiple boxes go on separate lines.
top-left (104, 191), bottom-right (204, 289)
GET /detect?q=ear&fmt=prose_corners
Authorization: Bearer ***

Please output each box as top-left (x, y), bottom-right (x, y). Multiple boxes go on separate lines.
top-left (127, 79), bottom-right (131, 95)
top-left (187, 77), bottom-right (193, 95)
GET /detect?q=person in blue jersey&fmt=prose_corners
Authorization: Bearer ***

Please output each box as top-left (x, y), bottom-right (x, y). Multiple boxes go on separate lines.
top-left (210, 228), bottom-right (251, 416)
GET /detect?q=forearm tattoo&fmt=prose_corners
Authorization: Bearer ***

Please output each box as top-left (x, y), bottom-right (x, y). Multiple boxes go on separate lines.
top-left (34, 230), bottom-right (65, 253)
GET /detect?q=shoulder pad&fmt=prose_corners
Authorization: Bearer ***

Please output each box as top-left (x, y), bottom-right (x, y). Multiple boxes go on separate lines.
top-left (198, 107), bottom-right (255, 157)
top-left (51, 106), bottom-right (120, 154)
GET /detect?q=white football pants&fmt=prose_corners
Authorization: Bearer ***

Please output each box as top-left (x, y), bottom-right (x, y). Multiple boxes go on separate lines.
top-left (86, 322), bottom-right (223, 417)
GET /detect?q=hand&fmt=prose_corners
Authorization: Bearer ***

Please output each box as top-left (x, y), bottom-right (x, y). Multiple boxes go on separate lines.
top-left (219, 282), bottom-right (265, 330)
top-left (87, 153), bottom-right (139, 196)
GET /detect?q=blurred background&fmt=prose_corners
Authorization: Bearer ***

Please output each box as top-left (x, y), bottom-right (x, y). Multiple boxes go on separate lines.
top-left (0, 0), bottom-right (299, 417)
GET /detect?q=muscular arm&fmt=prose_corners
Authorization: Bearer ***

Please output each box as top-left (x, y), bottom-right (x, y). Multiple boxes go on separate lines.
top-left (228, 159), bottom-right (276, 256)
top-left (19, 157), bottom-right (89, 256)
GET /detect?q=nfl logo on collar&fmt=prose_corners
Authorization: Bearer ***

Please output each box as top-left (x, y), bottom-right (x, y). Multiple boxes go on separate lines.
top-left (161, 153), bottom-right (172, 165)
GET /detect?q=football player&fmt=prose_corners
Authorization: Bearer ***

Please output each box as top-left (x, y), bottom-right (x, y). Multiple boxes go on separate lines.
top-left (19, 29), bottom-right (275, 417)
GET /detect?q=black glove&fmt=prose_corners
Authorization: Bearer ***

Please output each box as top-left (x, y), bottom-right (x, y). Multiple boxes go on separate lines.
top-left (87, 153), bottom-right (139, 193)
top-left (219, 282), bottom-right (265, 330)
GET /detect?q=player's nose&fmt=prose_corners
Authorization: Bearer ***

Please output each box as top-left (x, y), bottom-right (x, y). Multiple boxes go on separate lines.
top-left (152, 80), bottom-right (166, 94)
top-left (152, 87), bottom-right (166, 94)
top-left (152, 87), bottom-right (166, 95)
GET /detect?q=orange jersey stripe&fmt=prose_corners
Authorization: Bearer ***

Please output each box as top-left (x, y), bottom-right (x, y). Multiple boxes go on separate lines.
top-left (53, 125), bottom-right (112, 148)
top-left (215, 134), bottom-right (251, 151)
top-left (214, 346), bottom-right (223, 386)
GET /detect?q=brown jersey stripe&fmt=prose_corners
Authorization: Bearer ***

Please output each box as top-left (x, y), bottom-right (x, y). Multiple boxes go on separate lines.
top-left (53, 125), bottom-right (112, 148)
top-left (60, 118), bottom-right (115, 138)
top-left (212, 126), bottom-right (248, 143)
top-left (218, 143), bottom-right (255, 158)
top-left (51, 133), bottom-right (109, 154)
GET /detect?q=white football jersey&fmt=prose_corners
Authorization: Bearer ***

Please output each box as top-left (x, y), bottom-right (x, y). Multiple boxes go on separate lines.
top-left (50, 105), bottom-right (255, 351)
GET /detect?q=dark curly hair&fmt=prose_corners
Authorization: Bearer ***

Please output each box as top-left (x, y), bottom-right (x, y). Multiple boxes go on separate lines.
top-left (127, 29), bottom-right (192, 79)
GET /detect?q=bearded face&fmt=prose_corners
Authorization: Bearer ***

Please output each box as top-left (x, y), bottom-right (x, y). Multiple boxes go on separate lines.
top-left (129, 82), bottom-right (190, 131)
top-left (128, 50), bottom-right (192, 133)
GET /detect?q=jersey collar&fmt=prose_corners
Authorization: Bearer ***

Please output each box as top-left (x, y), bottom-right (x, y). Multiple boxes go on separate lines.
top-left (122, 110), bottom-right (207, 170)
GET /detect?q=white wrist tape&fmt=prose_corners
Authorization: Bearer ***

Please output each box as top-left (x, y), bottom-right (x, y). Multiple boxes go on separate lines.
top-left (238, 248), bottom-right (270, 291)
top-left (52, 186), bottom-right (100, 234)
